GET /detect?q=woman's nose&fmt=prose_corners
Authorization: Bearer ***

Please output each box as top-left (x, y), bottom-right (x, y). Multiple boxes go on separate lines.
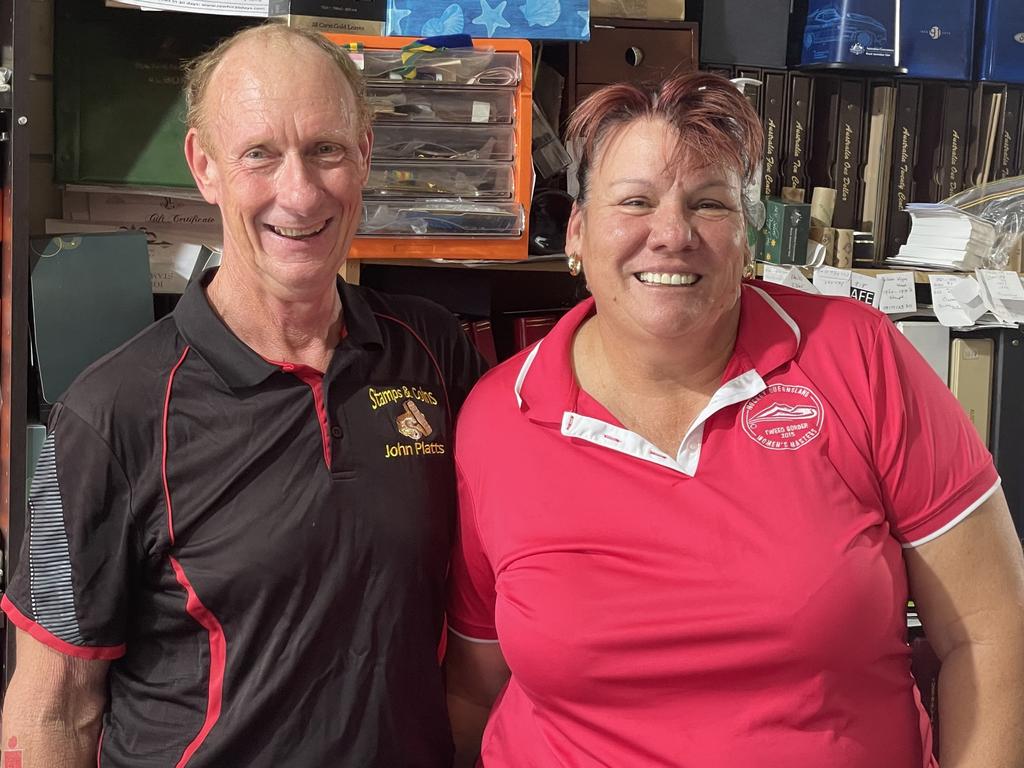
top-left (648, 205), bottom-right (697, 251)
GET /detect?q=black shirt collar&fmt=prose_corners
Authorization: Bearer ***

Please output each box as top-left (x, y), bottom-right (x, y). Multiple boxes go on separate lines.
top-left (174, 269), bottom-right (384, 389)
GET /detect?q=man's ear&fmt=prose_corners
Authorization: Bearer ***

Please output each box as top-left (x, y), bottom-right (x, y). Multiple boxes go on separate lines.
top-left (184, 128), bottom-right (220, 205)
top-left (358, 127), bottom-right (373, 185)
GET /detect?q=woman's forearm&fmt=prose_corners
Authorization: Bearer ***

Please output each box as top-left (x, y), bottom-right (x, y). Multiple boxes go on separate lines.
top-left (935, 636), bottom-right (1024, 768)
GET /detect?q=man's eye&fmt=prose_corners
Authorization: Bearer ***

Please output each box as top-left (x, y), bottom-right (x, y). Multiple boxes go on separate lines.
top-left (244, 148), bottom-right (267, 160)
top-left (697, 200), bottom-right (725, 209)
top-left (316, 144), bottom-right (343, 156)
top-left (621, 198), bottom-right (649, 207)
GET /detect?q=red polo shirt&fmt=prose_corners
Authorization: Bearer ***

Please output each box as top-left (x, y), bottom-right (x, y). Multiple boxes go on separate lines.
top-left (449, 282), bottom-right (998, 768)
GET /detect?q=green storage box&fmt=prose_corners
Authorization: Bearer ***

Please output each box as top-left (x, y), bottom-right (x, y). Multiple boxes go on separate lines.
top-left (54, 2), bottom-right (249, 188)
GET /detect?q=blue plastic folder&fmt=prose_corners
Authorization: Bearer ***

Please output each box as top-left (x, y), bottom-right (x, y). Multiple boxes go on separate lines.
top-left (900, 0), bottom-right (975, 80)
top-left (976, 0), bottom-right (1024, 84)
top-left (386, 0), bottom-right (590, 41)
top-left (799, 0), bottom-right (899, 70)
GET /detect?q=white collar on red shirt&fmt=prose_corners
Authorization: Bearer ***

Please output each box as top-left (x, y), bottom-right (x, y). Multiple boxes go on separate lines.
top-left (513, 283), bottom-right (802, 476)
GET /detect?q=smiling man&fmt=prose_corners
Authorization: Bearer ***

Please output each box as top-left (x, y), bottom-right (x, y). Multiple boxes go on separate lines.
top-left (1, 23), bottom-right (485, 768)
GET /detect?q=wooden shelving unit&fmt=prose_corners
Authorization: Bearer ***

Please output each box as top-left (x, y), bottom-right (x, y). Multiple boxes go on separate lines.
top-left (1, 0), bottom-right (31, 690)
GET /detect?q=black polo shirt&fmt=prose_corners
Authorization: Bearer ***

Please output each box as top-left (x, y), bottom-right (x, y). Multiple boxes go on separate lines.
top-left (3, 274), bottom-right (487, 767)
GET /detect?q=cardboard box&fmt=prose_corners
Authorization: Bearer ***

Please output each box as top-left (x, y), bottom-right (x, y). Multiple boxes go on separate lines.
top-left (762, 197), bottom-right (811, 265)
top-left (590, 0), bottom-right (685, 21)
top-left (269, 0), bottom-right (387, 35)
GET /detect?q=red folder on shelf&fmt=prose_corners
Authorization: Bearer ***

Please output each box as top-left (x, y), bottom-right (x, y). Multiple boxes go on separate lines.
top-left (460, 320), bottom-right (498, 367)
top-left (512, 314), bottom-right (562, 352)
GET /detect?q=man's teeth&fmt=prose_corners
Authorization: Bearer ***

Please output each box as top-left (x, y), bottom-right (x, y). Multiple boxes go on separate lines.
top-left (272, 222), bottom-right (325, 238)
top-left (637, 272), bottom-right (699, 286)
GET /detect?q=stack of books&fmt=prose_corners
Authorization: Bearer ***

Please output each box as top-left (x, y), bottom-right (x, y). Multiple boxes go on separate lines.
top-left (888, 203), bottom-right (997, 271)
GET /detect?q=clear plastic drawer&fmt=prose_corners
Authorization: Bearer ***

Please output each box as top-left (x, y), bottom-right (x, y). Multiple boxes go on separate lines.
top-left (357, 49), bottom-right (521, 86)
top-left (372, 124), bottom-right (515, 162)
top-left (368, 85), bottom-right (515, 124)
top-left (365, 163), bottom-right (515, 200)
top-left (360, 202), bottom-right (525, 237)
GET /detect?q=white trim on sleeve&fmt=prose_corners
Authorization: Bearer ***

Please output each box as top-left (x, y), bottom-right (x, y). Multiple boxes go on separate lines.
top-left (448, 625), bottom-right (500, 644)
top-left (901, 476), bottom-right (1002, 549)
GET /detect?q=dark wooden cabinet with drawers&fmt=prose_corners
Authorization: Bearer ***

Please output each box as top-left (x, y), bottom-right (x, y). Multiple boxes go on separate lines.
top-left (568, 17), bottom-right (699, 106)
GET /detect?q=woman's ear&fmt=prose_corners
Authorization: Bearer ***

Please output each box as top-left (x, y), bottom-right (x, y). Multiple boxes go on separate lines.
top-left (565, 201), bottom-right (584, 259)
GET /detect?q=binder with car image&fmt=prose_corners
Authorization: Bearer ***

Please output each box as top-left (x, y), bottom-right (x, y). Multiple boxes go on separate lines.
top-left (799, 0), bottom-right (899, 71)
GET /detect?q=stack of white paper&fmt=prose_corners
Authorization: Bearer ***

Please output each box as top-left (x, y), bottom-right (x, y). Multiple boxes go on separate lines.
top-left (888, 203), bottom-right (997, 271)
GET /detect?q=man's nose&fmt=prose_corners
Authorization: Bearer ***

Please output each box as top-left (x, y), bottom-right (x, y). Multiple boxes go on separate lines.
top-left (277, 154), bottom-right (321, 210)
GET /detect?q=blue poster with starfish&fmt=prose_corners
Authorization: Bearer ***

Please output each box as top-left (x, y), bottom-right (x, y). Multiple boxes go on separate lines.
top-left (386, 0), bottom-right (590, 41)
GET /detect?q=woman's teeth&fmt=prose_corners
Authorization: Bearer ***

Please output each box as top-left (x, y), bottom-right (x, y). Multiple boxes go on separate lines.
top-left (637, 272), bottom-right (699, 286)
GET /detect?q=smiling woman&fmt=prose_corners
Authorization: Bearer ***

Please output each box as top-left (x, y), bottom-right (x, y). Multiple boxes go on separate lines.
top-left (445, 71), bottom-right (1024, 768)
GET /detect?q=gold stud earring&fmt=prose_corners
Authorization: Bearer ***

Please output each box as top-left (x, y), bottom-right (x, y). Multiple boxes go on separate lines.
top-left (742, 260), bottom-right (755, 280)
top-left (567, 252), bottom-right (582, 276)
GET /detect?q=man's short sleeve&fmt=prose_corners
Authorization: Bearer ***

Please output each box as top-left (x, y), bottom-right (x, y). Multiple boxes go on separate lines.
top-left (868, 319), bottom-right (1000, 547)
top-left (442, 316), bottom-right (490, 415)
top-left (447, 459), bottom-right (498, 641)
top-left (2, 402), bottom-right (135, 659)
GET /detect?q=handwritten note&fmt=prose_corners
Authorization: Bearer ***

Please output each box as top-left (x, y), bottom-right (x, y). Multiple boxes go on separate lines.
top-left (976, 269), bottom-right (1024, 324)
top-left (762, 264), bottom-right (820, 294)
top-left (875, 272), bottom-right (918, 314)
top-left (929, 275), bottom-right (987, 327)
top-left (812, 266), bottom-right (853, 297)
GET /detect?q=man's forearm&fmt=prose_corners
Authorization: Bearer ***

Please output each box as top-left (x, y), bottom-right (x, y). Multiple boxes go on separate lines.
top-left (2, 674), bottom-right (105, 768)
top-left (936, 639), bottom-right (1024, 768)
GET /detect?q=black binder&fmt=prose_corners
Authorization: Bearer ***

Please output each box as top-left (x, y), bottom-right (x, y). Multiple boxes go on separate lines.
top-left (917, 81), bottom-right (972, 201)
top-left (886, 80), bottom-right (921, 259)
top-left (988, 327), bottom-right (1024, 540)
top-left (833, 77), bottom-right (868, 230)
top-left (997, 86), bottom-right (1024, 180)
top-left (785, 72), bottom-right (815, 193)
top-left (808, 74), bottom-right (841, 203)
top-left (762, 69), bottom-right (789, 199)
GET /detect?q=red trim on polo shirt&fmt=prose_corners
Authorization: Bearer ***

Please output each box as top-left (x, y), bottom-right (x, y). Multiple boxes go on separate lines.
top-left (375, 313), bottom-right (452, 425)
top-left (1, 595), bottom-right (126, 660)
top-left (163, 347), bottom-right (191, 546)
top-left (169, 556), bottom-right (227, 768)
top-left (162, 346), bottom-right (227, 767)
top-left (264, 358), bottom-right (332, 470)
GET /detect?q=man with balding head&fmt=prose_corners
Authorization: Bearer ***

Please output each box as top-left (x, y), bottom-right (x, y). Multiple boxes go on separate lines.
top-left (1, 23), bottom-right (484, 767)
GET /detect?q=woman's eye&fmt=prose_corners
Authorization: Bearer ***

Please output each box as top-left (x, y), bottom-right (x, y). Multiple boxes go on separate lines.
top-left (698, 200), bottom-right (725, 209)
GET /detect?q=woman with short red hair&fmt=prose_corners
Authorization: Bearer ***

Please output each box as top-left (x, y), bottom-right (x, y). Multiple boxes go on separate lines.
top-left (445, 72), bottom-right (1024, 768)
